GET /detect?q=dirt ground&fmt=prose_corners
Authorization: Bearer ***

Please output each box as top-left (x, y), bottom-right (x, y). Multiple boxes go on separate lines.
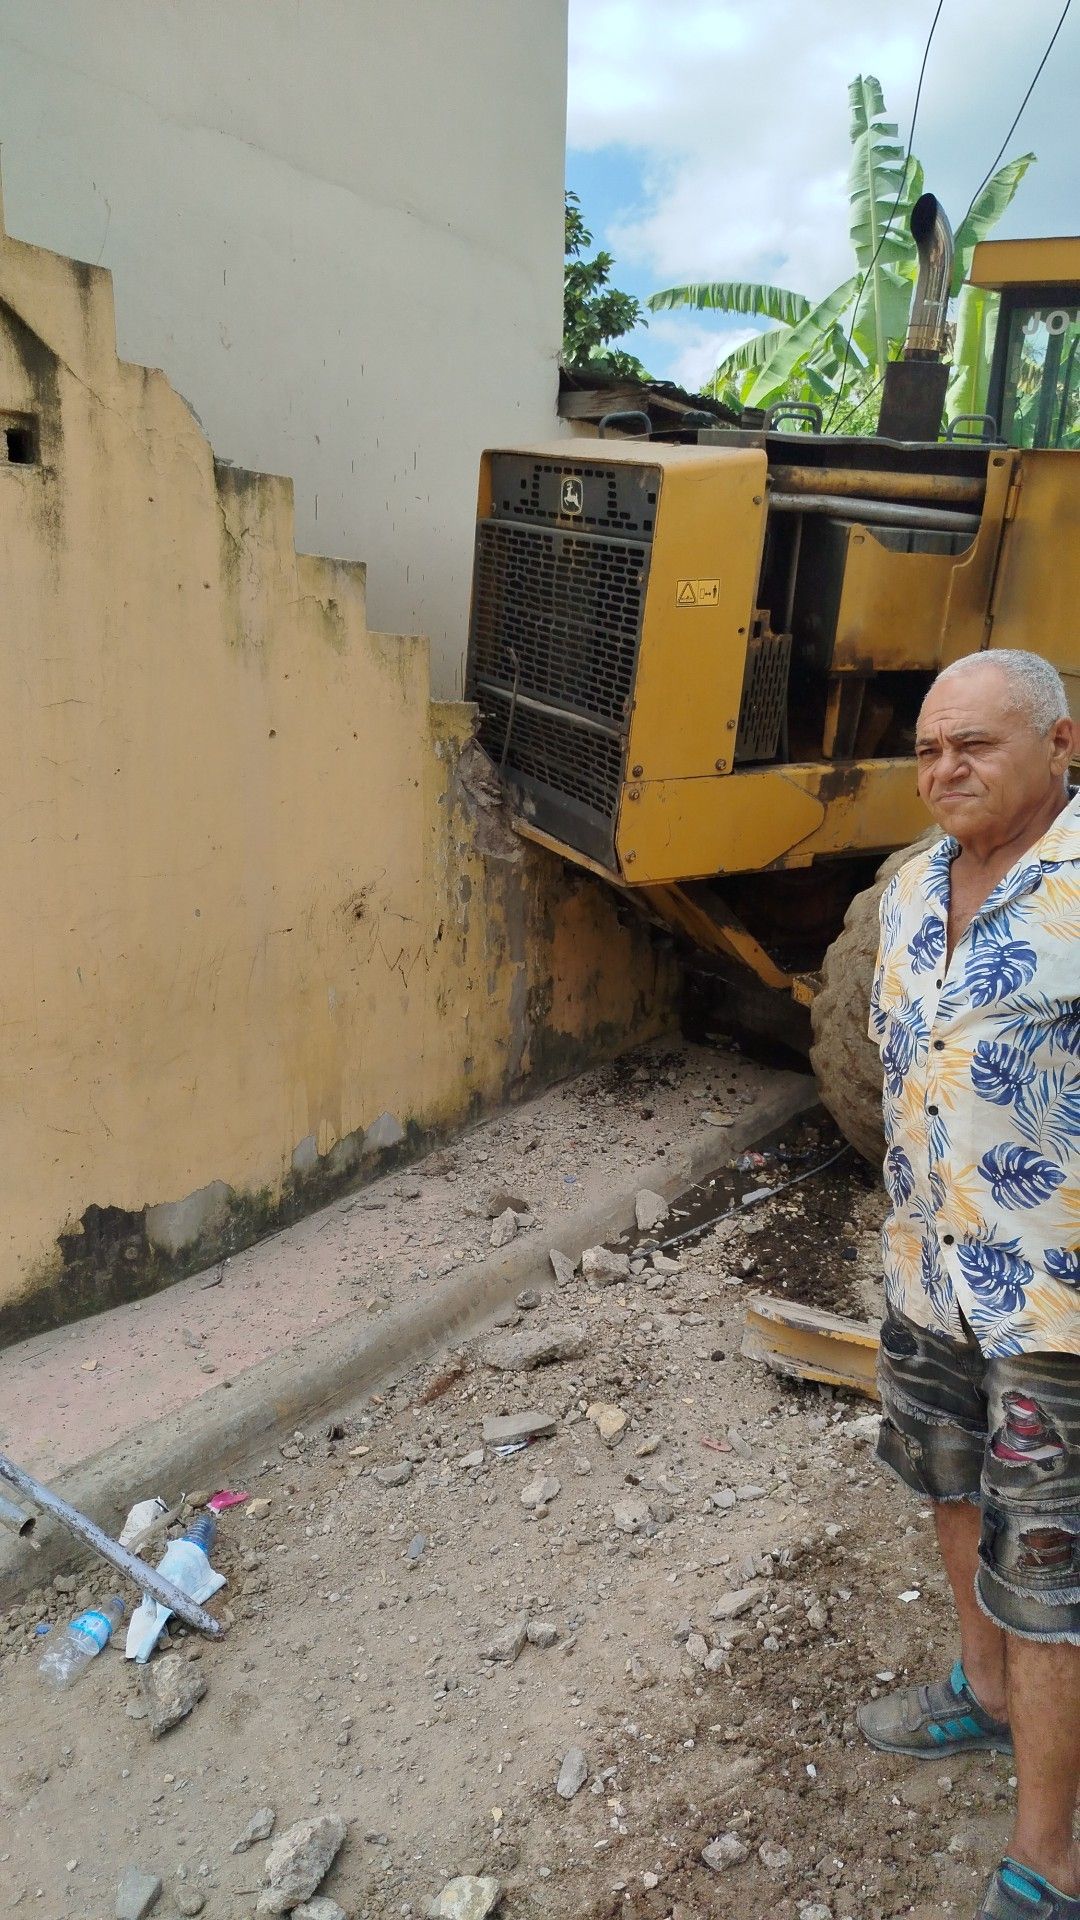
top-left (0, 1044), bottom-right (1018, 1920)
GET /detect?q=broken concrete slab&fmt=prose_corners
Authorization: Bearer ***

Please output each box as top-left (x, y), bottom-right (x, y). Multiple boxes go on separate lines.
top-left (481, 1411), bottom-right (557, 1448)
top-left (586, 1402), bottom-right (628, 1447)
top-left (115, 1867), bottom-right (163, 1920)
top-left (140, 1654), bottom-right (207, 1737)
top-left (479, 1325), bottom-right (584, 1372)
top-left (257, 1816), bottom-right (347, 1915)
top-left (232, 1807), bottom-right (277, 1854)
top-left (555, 1747), bottom-right (588, 1799)
top-left (429, 1877), bottom-right (501, 1920)
top-left (635, 1189), bottom-right (669, 1233)
top-left (489, 1209), bottom-right (519, 1249)
top-left (485, 1617), bottom-right (527, 1663)
top-left (581, 1245), bottom-right (630, 1285)
top-left (548, 1249), bottom-right (577, 1287)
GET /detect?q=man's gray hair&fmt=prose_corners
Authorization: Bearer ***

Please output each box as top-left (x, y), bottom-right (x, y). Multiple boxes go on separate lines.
top-left (931, 649), bottom-right (1070, 734)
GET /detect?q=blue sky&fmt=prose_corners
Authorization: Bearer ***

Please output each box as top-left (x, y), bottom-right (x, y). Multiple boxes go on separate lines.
top-left (566, 0), bottom-right (1080, 389)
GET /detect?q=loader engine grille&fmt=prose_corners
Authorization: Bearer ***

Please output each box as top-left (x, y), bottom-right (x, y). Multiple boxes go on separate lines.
top-left (468, 474), bottom-right (655, 866)
top-left (735, 617), bottom-right (792, 764)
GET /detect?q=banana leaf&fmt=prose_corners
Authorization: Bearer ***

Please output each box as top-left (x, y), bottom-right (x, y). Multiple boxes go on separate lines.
top-left (951, 154), bottom-right (1036, 294)
top-left (742, 275), bottom-right (861, 409)
top-left (647, 281), bottom-right (810, 322)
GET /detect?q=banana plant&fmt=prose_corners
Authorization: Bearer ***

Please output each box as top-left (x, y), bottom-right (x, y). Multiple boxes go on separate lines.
top-left (947, 154), bottom-right (1035, 421)
top-left (648, 72), bottom-right (1034, 425)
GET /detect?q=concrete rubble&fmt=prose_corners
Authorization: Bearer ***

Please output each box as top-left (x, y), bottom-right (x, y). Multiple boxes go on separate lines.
top-left (555, 1747), bottom-right (589, 1800)
top-left (257, 1815), bottom-right (347, 1915)
top-left (479, 1324), bottom-right (584, 1371)
top-left (115, 1866), bottom-right (163, 1920)
top-left (1, 1043), bottom-right (989, 1919)
top-left (428, 1875), bottom-right (501, 1919)
top-left (139, 1653), bottom-right (207, 1737)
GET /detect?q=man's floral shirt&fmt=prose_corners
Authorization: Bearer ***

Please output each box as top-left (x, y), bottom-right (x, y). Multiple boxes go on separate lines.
top-left (870, 792), bottom-right (1080, 1356)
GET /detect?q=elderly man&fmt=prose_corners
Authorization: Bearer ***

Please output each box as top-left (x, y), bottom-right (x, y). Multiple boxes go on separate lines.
top-left (861, 648), bottom-right (1079, 1920)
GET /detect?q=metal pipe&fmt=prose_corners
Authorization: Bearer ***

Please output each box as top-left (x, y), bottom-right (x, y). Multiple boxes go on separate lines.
top-left (905, 193), bottom-right (955, 359)
top-left (475, 679), bottom-right (624, 741)
top-left (768, 491), bottom-right (979, 535)
top-left (0, 1453), bottom-right (225, 1638)
top-left (0, 1490), bottom-right (38, 1545)
top-left (769, 464), bottom-right (983, 509)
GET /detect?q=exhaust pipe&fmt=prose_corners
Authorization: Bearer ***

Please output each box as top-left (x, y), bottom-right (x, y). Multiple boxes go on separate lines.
top-left (904, 193), bottom-right (955, 359)
top-left (876, 191), bottom-right (954, 441)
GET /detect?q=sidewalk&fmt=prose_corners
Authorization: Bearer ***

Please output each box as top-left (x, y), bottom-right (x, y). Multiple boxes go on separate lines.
top-left (0, 1040), bottom-right (812, 1594)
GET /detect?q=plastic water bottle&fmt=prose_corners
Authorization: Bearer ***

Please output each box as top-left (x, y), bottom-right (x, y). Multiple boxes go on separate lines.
top-left (125, 1512), bottom-right (226, 1663)
top-left (39, 1595), bottom-right (125, 1688)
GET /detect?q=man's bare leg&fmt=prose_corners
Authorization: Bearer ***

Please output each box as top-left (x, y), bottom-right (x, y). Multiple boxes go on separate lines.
top-left (934, 1501), bottom-right (1008, 1718)
top-left (1005, 1638), bottom-right (1080, 1896)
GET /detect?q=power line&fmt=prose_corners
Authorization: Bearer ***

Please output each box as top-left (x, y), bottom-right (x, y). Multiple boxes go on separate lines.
top-left (823, 0), bottom-right (945, 433)
top-left (957, 0), bottom-right (1073, 234)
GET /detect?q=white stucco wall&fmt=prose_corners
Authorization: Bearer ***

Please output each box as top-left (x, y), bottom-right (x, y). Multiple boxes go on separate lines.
top-left (0, 0), bottom-right (568, 693)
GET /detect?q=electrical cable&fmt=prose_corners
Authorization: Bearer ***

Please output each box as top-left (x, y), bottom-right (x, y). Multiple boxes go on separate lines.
top-left (831, 370), bottom-right (887, 436)
top-left (823, 0), bottom-right (945, 432)
top-left (957, 0), bottom-right (1073, 236)
top-left (651, 1141), bottom-right (853, 1255)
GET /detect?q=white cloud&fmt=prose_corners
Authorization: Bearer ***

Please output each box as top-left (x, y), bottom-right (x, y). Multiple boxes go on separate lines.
top-left (569, 0), bottom-right (1079, 305)
top-left (646, 313), bottom-right (759, 390)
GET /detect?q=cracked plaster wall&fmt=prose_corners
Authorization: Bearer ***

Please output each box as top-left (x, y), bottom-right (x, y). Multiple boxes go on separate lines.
top-left (0, 0), bottom-right (570, 696)
top-left (0, 207), bottom-right (675, 1343)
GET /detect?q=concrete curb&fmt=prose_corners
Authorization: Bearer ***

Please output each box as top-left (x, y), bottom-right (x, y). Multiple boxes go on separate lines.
top-left (0, 1072), bottom-right (816, 1607)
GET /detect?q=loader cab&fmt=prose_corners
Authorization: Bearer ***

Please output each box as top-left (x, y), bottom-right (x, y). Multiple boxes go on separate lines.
top-left (973, 236), bottom-right (1080, 449)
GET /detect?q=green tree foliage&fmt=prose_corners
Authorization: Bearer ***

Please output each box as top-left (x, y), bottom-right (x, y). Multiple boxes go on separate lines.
top-left (648, 76), bottom-right (1034, 427)
top-left (564, 191), bottom-right (650, 379)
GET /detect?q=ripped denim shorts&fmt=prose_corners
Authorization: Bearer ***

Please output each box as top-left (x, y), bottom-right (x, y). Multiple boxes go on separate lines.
top-left (876, 1308), bottom-right (1080, 1645)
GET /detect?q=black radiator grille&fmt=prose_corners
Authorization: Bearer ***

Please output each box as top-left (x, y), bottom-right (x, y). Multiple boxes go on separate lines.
top-left (471, 521), bottom-right (646, 722)
top-left (477, 700), bottom-right (626, 820)
top-left (467, 517), bottom-right (651, 862)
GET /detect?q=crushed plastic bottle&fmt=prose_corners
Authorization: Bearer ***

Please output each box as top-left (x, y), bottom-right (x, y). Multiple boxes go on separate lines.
top-left (125, 1511), bottom-right (226, 1663)
top-left (39, 1595), bottom-right (125, 1688)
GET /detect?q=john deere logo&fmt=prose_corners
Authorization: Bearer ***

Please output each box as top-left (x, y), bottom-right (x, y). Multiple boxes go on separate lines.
top-left (560, 476), bottom-right (583, 515)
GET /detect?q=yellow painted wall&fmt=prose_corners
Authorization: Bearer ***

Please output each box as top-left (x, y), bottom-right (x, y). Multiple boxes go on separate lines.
top-left (0, 199), bottom-right (674, 1341)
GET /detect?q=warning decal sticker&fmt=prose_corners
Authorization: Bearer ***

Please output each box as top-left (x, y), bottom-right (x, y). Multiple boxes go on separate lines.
top-left (675, 578), bottom-right (720, 606)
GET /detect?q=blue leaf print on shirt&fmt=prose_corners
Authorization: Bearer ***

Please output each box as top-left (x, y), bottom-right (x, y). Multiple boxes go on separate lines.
top-left (971, 1041), bottom-right (1036, 1106)
top-left (962, 1306), bottom-right (1028, 1356)
top-left (920, 1237), bottom-right (953, 1320)
top-left (1054, 1010), bottom-right (1080, 1058)
top-left (908, 915), bottom-right (945, 974)
top-left (995, 996), bottom-right (1080, 1061)
top-left (923, 844), bottom-right (955, 909)
top-left (964, 938), bottom-right (1038, 1007)
top-left (978, 1144), bottom-right (1066, 1209)
top-left (956, 1236), bottom-right (1033, 1313)
top-left (884, 1146), bottom-right (914, 1207)
top-left (1044, 1248), bottom-right (1080, 1286)
top-left (1014, 1069), bottom-right (1080, 1161)
top-left (881, 1008), bottom-right (926, 1097)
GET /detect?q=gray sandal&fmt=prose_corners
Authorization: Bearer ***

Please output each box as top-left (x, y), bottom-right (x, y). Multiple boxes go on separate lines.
top-left (857, 1658), bottom-right (1012, 1758)
top-left (978, 1860), bottom-right (1080, 1918)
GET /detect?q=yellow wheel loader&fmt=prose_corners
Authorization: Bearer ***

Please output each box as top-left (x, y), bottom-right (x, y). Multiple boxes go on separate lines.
top-left (465, 200), bottom-right (1080, 1160)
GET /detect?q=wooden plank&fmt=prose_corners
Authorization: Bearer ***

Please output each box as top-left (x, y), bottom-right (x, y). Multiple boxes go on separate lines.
top-left (742, 1293), bottom-right (880, 1400)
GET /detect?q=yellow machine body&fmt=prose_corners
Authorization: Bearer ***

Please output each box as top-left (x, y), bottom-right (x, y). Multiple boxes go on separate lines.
top-left (466, 238), bottom-right (1080, 987)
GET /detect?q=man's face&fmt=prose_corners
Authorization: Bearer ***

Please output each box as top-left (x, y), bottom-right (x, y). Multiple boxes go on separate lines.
top-left (915, 665), bottom-right (1074, 845)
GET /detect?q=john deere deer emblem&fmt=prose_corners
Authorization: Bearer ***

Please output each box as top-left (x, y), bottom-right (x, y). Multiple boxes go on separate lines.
top-left (560, 476), bottom-right (583, 516)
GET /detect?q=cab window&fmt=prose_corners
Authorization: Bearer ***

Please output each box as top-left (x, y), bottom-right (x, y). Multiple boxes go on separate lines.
top-left (999, 301), bottom-right (1080, 448)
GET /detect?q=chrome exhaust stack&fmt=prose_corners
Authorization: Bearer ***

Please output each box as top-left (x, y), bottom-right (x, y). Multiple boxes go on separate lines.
top-left (876, 193), bottom-right (955, 441)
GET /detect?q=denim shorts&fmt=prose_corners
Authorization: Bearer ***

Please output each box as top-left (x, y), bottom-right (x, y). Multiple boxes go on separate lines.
top-left (876, 1309), bottom-right (1080, 1645)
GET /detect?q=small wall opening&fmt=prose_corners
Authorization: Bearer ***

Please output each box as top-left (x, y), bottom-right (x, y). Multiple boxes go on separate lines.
top-left (3, 418), bottom-right (39, 465)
